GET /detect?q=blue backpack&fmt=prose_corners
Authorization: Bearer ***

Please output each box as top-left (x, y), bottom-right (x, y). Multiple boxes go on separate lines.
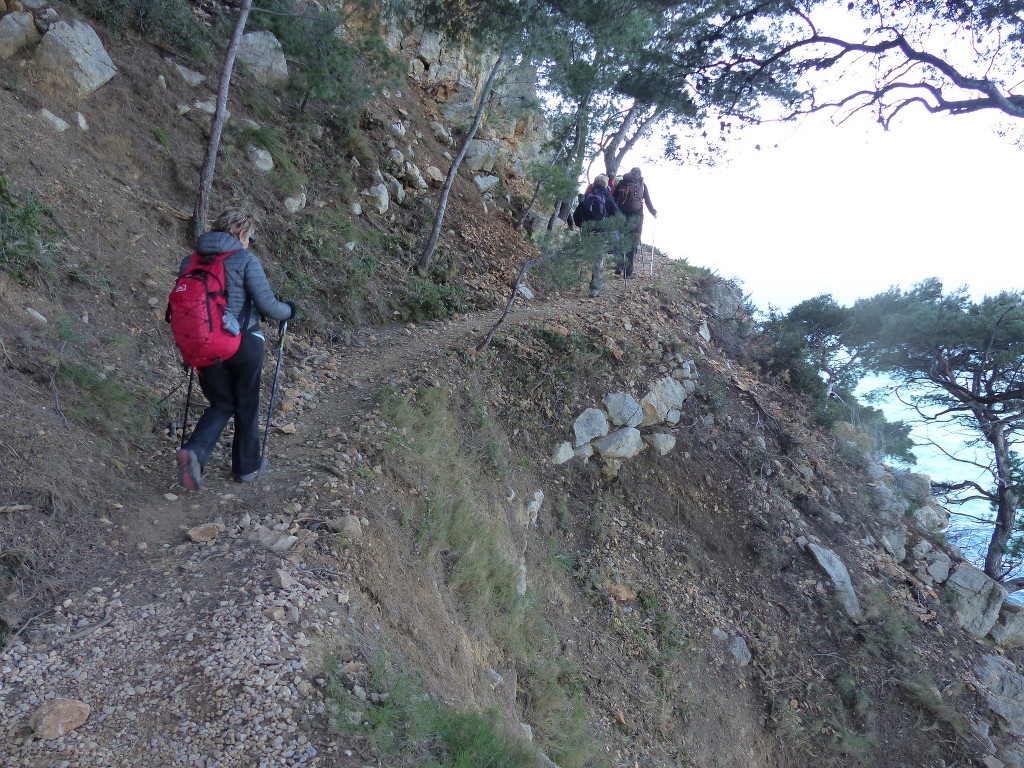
top-left (579, 190), bottom-right (608, 222)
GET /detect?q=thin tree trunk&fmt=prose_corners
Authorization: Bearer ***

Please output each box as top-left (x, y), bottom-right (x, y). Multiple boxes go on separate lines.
top-left (192, 0), bottom-right (253, 240)
top-left (983, 421), bottom-right (1019, 578)
top-left (417, 48), bottom-right (506, 276)
top-left (478, 248), bottom-right (557, 351)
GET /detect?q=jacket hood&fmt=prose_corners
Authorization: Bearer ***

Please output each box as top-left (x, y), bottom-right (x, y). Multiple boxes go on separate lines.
top-left (196, 231), bottom-right (245, 258)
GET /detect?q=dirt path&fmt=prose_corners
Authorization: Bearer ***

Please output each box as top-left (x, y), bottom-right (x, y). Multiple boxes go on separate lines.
top-left (1, 264), bottom-right (657, 767)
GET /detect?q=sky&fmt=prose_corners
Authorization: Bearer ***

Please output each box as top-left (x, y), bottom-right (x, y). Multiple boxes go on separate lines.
top-left (636, 109), bottom-right (1024, 313)
top-left (620, 1), bottom-right (1024, 314)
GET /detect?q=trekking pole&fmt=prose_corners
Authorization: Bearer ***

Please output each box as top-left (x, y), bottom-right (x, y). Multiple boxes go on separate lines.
top-left (648, 218), bottom-right (657, 277)
top-left (257, 320), bottom-right (288, 480)
top-left (179, 367), bottom-right (195, 450)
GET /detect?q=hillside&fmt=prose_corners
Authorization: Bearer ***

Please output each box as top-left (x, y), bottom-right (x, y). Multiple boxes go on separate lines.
top-left (1, 4), bottom-right (1023, 768)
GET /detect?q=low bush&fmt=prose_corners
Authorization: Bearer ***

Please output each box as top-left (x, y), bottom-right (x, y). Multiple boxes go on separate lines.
top-left (0, 176), bottom-right (58, 285)
top-left (67, 0), bottom-right (207, 55)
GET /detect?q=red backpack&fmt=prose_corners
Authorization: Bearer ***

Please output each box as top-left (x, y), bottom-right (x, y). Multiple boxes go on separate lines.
top-left (614, 176), bottom-right (644, 215)
top-left (167, 251), bottom-right (242, 369)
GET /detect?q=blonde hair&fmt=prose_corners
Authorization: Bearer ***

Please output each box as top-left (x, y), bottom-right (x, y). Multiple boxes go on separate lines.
top-left (211, 208), bottom-right (258, 240)
top-left (594, 174), bottom-right (609, 188)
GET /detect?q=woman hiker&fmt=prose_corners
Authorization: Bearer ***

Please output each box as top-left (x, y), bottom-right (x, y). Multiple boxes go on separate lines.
top-left (176, 208), bottom-right (296, 490)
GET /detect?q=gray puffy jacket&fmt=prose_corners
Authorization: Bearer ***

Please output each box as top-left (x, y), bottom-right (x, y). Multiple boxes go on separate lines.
top-left (179, 231), bottom-right (292, 336)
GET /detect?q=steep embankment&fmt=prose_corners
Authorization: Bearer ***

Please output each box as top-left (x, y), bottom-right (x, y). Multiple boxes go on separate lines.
top-left (1, 4), bottom-right (1023, 768)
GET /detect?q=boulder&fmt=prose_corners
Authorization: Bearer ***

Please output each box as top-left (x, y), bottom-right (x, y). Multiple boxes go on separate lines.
top-left (865, 462), bottom-right (887, 482)
top-left (474, 174), bottom-right (499, 193)
top-left (362, 184), bottom-right (389, 215)
top-left (38, 108), bottom-right (69, 131)
top-left (0, 12), bottom-right (38, 59)
top-left (30, 698), bottom-right (90, 739)
top-left (525, 490), bottom-right (544, 526)
top-left (947, 563), bottom-right (1007, 638)
top-left (237, 31), bottom-right (288, 86)
top-left (430, 120), bottom-right (453, 144)
top-left (572, 408), bottom-right (608, 447)
top-left (807, 542), bottom-right (864, 623)
top-left (924, 551), bottom-right (952, 583)
top-left (403, 162), bottom-right (427, 190)
top-left (173, 62), bottom-right (205, 86)
top-left (705, 279), bottom-right (744, 320)
top-left (880, 526), bottom-right (908, 562)
top-left (425, 165), bottom-right (446, 184)
top-left (552, 441), bottom-right (574, 465)
top-left (35, 21), bottom-right (116, 100)
top-left (975, 655), bottom-right (1024, 738)
top-left (728, 635), bottom-right (752, 666)
top-left (603, 392), bottom-right (643, 427)
top-left (283, 190), bottom-right (306, 214)
top-left (463, 139), bottom-right (500, 172)
top-left (592, 427), bottom-right (643, 459)
top-left (912, 499), bottom-right (951, 534)
top-left (990, 600), bottom-right (1024, 648)
top-left (247, 146), bottom-right (274, 173)
top-left (643, 433), bottom-right (676, 456)
top-left (894, 471), bottom-right (931, 505)
top-left (640, 376), bottom-right (687, 427)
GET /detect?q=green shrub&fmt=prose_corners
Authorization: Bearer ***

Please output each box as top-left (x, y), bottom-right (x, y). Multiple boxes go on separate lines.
top-left (253, 0), bottom-right (400, 121)
top-left (327, 657), bottom-right (544, 767)
top-left (0, 176), bottom-right (58, 284)
top-left (393, 274), bottom-right (467, 324)
top-left (67, 0), bottom-right (207, 55)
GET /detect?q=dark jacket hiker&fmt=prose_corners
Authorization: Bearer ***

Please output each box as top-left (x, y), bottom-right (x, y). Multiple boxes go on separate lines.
top-left (614, 167), bottom-right (658, 278)
top-left (171, 209), bottom-right (295, 491)
top-left (572, 175), bottom-right (621, 229)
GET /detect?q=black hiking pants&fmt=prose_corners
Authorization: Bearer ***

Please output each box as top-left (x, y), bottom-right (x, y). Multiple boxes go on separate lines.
top-left (185, 331), bottom-right (265, 478)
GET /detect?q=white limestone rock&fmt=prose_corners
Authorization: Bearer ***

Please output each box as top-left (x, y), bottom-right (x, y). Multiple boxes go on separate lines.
top-left (603, 392), bottom-right (642, 427)
top-left (643, 433), bottom-right (676, 456)
top-left (35, 20), bottom-right (116, 100)
top-left (947, 562), bottom-right (1007, 638)
top-left (592, 427), bottom-right (644, 459)
top-left (0, 12), bottom-right (39, 59)
top-left (807, 542), bottom-right (864, 623)
top-left (237, 30), bottom-right (288, 86)
top-left (573, 408), bottom-right (608, 447)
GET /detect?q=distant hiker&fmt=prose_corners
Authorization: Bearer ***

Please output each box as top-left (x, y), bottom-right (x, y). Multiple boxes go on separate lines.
top-left (613, 167), bottom-right (657, 278)
top-left (570, 174), bottom-right (621, 297)
top-left (171, 208), bottom-right (295, 490)
top-left (581, 172), bottom-right (617, 198)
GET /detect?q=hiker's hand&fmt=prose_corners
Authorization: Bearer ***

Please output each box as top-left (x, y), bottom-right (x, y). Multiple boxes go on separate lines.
top-left (651, 210), bottom-right (658, 218)
top-left (285, 301), bottom-right (297, 320)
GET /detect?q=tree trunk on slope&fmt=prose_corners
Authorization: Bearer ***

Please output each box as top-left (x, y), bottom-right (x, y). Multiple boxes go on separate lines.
top-left (192, 0), bottom-right (253, 241)
top-left (983, 419), bottom-right (1020, 579)
top-left (417, 49), bottom-right (506, 276)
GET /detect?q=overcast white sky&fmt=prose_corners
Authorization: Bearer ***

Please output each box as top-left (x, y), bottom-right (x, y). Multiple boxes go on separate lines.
top-left (637, 109), bottom-right (1024, 312)
top-left (623, 3), bottom-right (1024, 313)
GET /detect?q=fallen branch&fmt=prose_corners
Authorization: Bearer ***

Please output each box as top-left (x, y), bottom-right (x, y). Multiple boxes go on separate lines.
top-left (0, 504), bottom-right (32, 514)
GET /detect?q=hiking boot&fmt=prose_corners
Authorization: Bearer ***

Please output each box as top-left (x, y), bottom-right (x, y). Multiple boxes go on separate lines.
top-left (177, 448), bottom-right (202, 491)
top-left (613, 267), bottom-right (623, 276)
top-left (589, 289), bottom-right (602, 298)
top-left (235, 457), bottom-right (270, 484)
top-left (625, 272), bottom-right (637, 279)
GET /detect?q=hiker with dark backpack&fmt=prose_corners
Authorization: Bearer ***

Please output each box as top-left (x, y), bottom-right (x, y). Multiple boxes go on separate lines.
top-left (613, 166), bottom-right (657, 279)
top-left (570, 174), bottom-right (621, 297)
top-left (168, 208), bottom-right (295, 490)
